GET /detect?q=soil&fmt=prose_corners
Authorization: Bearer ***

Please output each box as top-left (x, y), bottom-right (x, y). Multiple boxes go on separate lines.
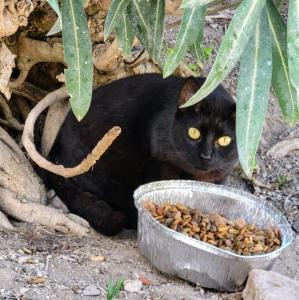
top-left (1, 8), bottom-right (299, 300)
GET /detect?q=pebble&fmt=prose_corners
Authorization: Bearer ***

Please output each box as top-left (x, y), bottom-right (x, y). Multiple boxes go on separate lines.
top-left (17, 256), bottom-right (29, 264)
top-left (243, 269), bottom-right (299, 300)
top-left (20, 287), bottom-right (29, 295)
top-left (286, 163), bottom-right (292, 170)
top-left (124, 279), bottom-right (142, 293)
top-left (82, 285), bottom-right (101, 296)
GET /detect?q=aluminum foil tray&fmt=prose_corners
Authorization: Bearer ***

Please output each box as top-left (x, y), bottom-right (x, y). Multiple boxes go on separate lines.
top-left (133, 180), bottom-right (293, 291)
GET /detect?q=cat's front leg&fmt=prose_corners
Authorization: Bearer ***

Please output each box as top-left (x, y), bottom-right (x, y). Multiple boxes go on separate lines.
top-left (52, 180), bottom-right (125, 236)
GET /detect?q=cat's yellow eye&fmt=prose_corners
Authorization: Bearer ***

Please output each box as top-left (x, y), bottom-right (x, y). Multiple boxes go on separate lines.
top-left (188, 127), bottom-right (201, 140)
top-left (217, 136), bottom-right (232, 147)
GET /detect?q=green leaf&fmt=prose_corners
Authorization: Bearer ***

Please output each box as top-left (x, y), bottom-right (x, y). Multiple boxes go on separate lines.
top-left (47, 0), bottom-right (62, 20)
top-left (47, 0), bottom-right (62, 35)
top-left (181, 0), bottom-right (266, 108)
top-left (266, 0), bottom-right (299, 125)
top-left (181, 0), bottom-right (215, 8)
top-left (106, 278), bottom-right (124, 300)
top-left (104, 0), bottom-right (130, 41)
top-left (62, 0), bottom-right (93, 121)
top-left (236, 9), bottom-right (272, 178)
top-left (288, 0), bottom-right (299, 110)
top-left (188, 6), bottom-right (206, 69)
top-left (148, 0), bottom-right (165, 62)
top-left (163, 6), bottom-right (205, 78)
top-left (275, 0), bottom-right (285, 8)
top-left (128, 0), bottom-right (165, 64)
top-left (115, 9), bottom-right (134, 57)
top-left (130, 0), bottom-right (151, 49)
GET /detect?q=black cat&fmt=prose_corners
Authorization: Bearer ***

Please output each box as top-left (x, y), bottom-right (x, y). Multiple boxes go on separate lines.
top-left (45, 74), bottom-right (238, 235)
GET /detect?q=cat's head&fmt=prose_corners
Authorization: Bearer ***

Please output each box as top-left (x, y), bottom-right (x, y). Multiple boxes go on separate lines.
top-left (168, 77), bottom-right (238, 178)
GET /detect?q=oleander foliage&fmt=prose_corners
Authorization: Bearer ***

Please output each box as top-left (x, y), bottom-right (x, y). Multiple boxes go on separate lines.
top-left (48, 0), bottom-right (299, 177)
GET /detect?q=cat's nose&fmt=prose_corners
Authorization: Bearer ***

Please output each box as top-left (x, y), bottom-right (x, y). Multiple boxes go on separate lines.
top-left (200, 153), bottom-right (211, 160)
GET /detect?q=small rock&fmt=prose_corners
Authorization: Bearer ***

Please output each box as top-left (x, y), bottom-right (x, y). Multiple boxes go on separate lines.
top-left (19, 287), bottom-right (29, 295)
top-left (139, 276), bottom-right (151, 286)
top-left (199, 287), bottom-right (205, 295)
top-left (83, 285), bottom-right (101, 296)
top-left (90, 255), bottom-right (105, 262)
top-left (124, 279), bottom-right (142, 293)
top-left (242, 269), bottom-right (299, 300)
top-left (254, 186), bottom-right (261, 194)
top-left (17, 256), bottom-right (29, 264)
top-left (22, 247), bottom-right (32, 254)
top-left (286, 163), bottom-right (292, 170)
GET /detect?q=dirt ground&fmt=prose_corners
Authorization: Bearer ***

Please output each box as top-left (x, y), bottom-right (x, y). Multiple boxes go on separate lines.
top-left (1, 7), bottom-right (299, 300)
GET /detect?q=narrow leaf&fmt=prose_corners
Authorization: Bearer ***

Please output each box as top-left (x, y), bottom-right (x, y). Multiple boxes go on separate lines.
top-left (275, 0), bottom-right (285, 8)
top-left (181, 0), bottom-right (266, 108)
top-left (62, 0), bottom-right (93, 121)
top-left (181, 0), bottom-right (215, 8)
top-left (288, 0), bottom-right (299, 109)
top-left (104, 0), bottom-right (130, 41)
top-left (130, 0), bottom-right (151, 49)
top-left (47, 0), bottom-right (62, 35)
top-left (236, 9), bottom-right (272, 178)
top-left (149, 0), bottom-right (165, 62)
top-left (47, 0), bottom-right (62, 20)
top-left (115, 10), bottom-right (134, 57)
top-left (163, 6), bottom-right (205, 78)
top-left (188, 6), bottom-right (206, 68)
top-left (266, 0), bottom-right (299, 125)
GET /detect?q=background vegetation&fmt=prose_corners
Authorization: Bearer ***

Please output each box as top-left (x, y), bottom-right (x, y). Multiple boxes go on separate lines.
top-left (48, 0), bottom-right (299, 177)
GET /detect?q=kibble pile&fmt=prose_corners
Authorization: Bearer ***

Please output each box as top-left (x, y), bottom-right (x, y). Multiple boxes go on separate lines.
top-left (144, 202), bottom-right (281, 256)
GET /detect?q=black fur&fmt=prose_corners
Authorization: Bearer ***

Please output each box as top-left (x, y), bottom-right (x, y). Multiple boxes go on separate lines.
top-left (44, 74), bottom-right (238, 235)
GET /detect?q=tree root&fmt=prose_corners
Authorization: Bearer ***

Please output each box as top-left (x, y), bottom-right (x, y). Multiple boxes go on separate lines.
top-left (0, 94), bottom-right (24, 130)
top-left (41, 98), bottom-right (70, 157)
top-left (267, 138), bottom-right (299, 158)
top-left (8, 37), bottom-right (64, 88)
top-left (14, 96), bottom-right (31, 121)
top-left (0, 125), bottom-right (90, 235)
top-left (0, 210), bottom-right (14, 230)
top-left (0, 187), bottom-right (89, 236)
top-left (22, 86), bottom-right (122, 178)
top-left (12, 81), bottom-right (48, 103)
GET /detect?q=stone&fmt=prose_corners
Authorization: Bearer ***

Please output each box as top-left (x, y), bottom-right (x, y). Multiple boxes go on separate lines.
top-left (19, 287), bottom-right (29, 295)
top-left (242, 269), bottom-right (299, 300)
top-left (82, 285), bottom-right (101, 296)
top-left (124, 279), bottom-right (142, 293)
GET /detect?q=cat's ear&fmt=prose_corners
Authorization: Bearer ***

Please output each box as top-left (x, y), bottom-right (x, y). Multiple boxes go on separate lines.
top-left (178, 78), bottom-right (199, 107)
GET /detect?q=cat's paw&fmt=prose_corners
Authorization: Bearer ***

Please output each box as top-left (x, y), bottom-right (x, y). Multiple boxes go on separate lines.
top-left (91, 210), bottom-right (125, 236)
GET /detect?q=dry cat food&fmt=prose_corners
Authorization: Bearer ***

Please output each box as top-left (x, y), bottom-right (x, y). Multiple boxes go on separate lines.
top-left (144, 202), bottom-right (281, 256)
